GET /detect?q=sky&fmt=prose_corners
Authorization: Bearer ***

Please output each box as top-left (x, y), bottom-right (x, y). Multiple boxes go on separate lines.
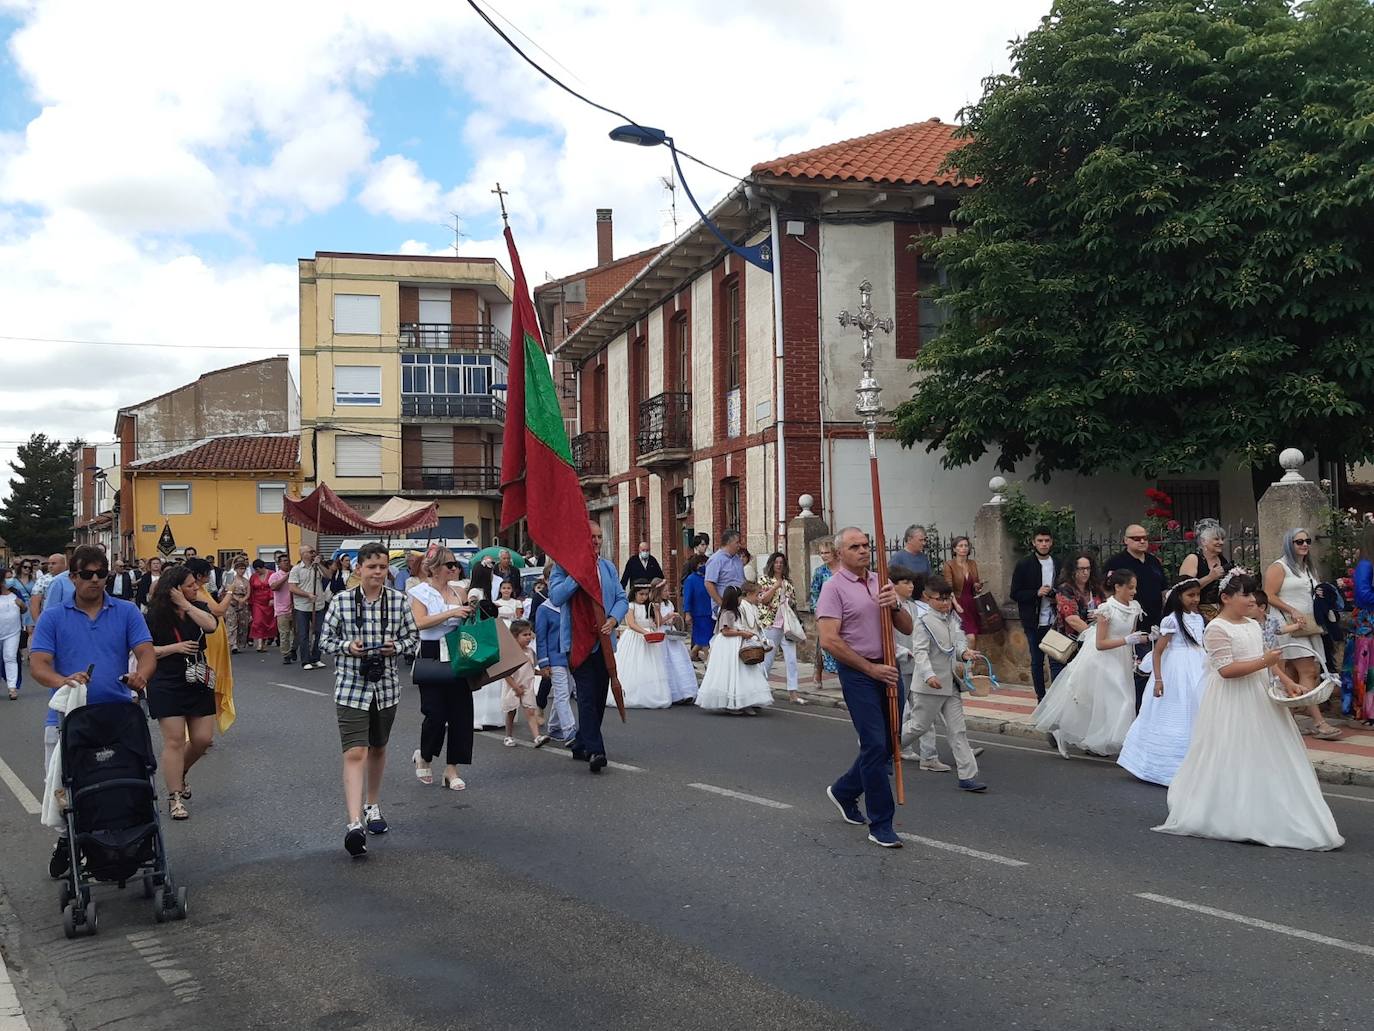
top-left (0, 0), bottom-right (1052, 500)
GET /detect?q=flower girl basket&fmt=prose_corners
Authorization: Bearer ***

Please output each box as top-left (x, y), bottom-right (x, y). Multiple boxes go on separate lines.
top-left (1266, 673), bottom-right (1337, 709)
top-left (961, 655), bottom-right (999, 697)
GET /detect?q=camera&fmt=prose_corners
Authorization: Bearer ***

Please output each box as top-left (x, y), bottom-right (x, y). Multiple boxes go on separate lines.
top-left (360, 648), bottom-right (387, 683)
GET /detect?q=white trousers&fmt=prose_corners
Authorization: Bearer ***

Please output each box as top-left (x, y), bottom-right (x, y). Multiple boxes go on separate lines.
top-left (0, 632), bottom-right (18, 690)
top-left (762, 627), bottom-right (798, 693)
top-left (902, 691), bottom-right (979, 780)
top-left (546, 665), bottom-right (576, 739)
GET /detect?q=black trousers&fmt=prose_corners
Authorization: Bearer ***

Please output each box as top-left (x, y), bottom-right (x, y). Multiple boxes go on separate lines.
top-left (416, 641), bottom-right (473, 765)
top-left (572, 646), bottom-right (610, 757)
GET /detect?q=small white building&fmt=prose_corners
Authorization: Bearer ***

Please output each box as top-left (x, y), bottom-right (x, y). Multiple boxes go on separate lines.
top-left (555, 120), bottom-right (1256, 581)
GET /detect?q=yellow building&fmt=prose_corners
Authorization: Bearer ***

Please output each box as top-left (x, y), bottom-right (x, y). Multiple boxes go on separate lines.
top-left (297, 251), bottom-right (515, 549)
top-left (126, 434), bottom-right (303, 565)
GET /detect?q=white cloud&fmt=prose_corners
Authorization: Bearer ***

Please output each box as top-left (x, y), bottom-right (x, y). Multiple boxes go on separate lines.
top-left (360, 155), bottom-right (443, 223)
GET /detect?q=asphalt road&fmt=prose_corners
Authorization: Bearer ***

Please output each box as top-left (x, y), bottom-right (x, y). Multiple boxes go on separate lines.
top-left (1, 650), bottom-right (1372, 1031)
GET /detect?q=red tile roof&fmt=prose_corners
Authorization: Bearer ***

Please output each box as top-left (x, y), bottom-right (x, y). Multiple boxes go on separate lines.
top-left (130, 434), bottom-right (299, 473)
top-left (751, 118), bottom-right (974, 188)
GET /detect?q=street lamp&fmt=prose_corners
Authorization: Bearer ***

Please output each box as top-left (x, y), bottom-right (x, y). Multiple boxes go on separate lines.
top-left (608, 124), bottom-right (772, 272)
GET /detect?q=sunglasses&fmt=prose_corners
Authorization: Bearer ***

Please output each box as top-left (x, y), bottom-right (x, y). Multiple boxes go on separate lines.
top-left (1126, 535), bottom-right (1149, 542)
top-left (75, 568), bottom-right (110, 580)
top-left (1293, 538), bottom-right (1312, 546)
top-left (442, 561), bottom-right (461, 569)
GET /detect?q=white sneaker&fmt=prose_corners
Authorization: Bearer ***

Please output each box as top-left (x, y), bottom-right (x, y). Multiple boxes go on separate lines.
top-left (503, 736), bottom-right (516, 747)
top-left (919, 758), bottom-right (952, 772)
top-left (899, 749), bottom-right (921, 761)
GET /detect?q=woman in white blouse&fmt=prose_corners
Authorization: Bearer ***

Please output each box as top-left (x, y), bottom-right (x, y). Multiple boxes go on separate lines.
top-left (408, 548), bottom-right (474, 790)
top-left (1262, 528), bottom-right (1341, 740)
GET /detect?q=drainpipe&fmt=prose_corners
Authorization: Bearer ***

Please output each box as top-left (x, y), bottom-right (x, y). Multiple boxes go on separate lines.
top-left (769, 202), bottom-right (788, 553)
top-left (788, 227), bottom-right (825, 526)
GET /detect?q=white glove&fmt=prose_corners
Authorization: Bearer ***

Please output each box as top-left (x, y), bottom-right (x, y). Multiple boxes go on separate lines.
top-left (1124, 631), bottom-right (1149, 646)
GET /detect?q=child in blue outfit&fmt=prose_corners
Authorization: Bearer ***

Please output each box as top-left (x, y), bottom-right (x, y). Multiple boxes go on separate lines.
top-left (682, 558), bottom-right (715, 661)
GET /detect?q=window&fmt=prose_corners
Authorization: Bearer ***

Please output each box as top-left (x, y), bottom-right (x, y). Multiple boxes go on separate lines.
top-left (256, 546), bottom-right (282, 564)
top-left (400, 353), bottom-right (499, 395)
top-left (722, 478), bottom-right (740, 535)
top-left (335, 435), bottom-right (382, 477)
top-left (726, 281), bottom-right (741, 390)
top-left (334, 365), bottom-right (382, 406)
top-left (159, 483), bottom-right (191, 516)
top-left (917, 254), bottom-right (949, 347)
top-left (256, 481), bottom-right (287, 514)
top-left (633, 337), bottom-right (648, 404)
top-left (1156, 480), bottom-right (1221, 532)
top-left (672, 315), bottom-right (691, 393)
top-left (333, 293), bottom-right (382, 335)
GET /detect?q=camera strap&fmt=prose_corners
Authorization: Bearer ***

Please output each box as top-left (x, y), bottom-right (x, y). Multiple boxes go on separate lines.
top-left (352, 586), bottom-right (388, 644)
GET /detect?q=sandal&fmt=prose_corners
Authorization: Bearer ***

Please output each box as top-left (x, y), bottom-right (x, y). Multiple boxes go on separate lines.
top-left (412, 749), bottom-right (433, 785)
top-left (169, 794), bottom-right (188, 820)
top-left (443, 773), bottom-right (466, 791)
top-left (7, 688), bottom-right (16, 700)
top-left (1313, 724), bottom-right (1343, 741)
top-left (503, 737), bottom-right (516, 747)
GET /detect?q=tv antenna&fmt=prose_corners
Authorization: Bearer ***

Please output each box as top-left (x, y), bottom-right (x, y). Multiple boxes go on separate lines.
top-left (660, 166), bottom-right (679, 236)
top-left (438, 212), bottom-right (467, 255)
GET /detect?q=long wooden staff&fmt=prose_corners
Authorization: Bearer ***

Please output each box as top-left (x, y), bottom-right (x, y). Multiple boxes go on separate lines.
top-left (595, 598), bottom-right (628, 723)
top-left (869, 456), bottom-right (904, 806)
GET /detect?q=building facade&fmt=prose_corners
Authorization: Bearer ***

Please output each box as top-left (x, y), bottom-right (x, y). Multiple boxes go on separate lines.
top-left (73, 443), bottom-right (120, 553)
top-left (125, 434), bottom-right (302, 565)
top-left (555, 120), bottom-right (1256, 589)
top-left (114, 356), bottom-right (299, 557)
top-left (297, 251), bottom-right (514, 547)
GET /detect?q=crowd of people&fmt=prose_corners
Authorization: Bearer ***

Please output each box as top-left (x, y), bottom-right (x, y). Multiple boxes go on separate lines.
top-left (12, 509), bottom-right (1357, 866)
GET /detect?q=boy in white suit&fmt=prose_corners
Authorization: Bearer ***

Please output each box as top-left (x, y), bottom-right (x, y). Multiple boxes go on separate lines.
top-left (902, 575), bottom-right (988, 793)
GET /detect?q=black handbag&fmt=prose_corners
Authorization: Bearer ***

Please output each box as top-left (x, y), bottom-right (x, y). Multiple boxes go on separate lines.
top-left (974, 592), bottom-right (1005, 634)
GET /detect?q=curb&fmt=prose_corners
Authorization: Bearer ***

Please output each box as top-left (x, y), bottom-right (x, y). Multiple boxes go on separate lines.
top-left (769, 685), bottom-right (1374, 790)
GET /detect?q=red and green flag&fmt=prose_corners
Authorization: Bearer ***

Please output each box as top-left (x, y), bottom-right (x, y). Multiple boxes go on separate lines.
top-left (499, 226), bottom-right (602, 667)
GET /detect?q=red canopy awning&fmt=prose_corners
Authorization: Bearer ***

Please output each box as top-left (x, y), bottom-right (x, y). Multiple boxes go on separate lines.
top-left (282, 484), bottom-right (439, 536)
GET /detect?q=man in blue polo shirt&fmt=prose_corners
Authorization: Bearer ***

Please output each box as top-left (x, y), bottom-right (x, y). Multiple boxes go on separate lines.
top-left (29, 545), bottom-right (155, 878)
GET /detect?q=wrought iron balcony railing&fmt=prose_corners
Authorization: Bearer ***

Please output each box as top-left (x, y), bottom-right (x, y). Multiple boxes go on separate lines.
top-left (399, 323), bottom-right (510, 360)
top-left (401, 394), bottom-right (506, 420)
top-left (571, 430), bottom-right (609, 479)
top-left (401, 465), bottom-right (501, 493)
top-left (636, 392), bottom-right (692, 456)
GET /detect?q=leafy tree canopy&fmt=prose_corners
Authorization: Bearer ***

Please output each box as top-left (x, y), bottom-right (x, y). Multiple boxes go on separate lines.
top-left (0, 433), bottom-right (79, 556)
top-left (891, 0), bottom-right (1374, 481)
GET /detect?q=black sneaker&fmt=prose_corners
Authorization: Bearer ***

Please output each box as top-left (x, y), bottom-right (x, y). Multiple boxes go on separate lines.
top-left (49, 838), bottom-right (71, 879)
top-left (364, 803), bottom-right (388, 835)
top-left (588, 753), bottom-right (607, 774)
top-left (344, 824), bottom-right (367, 857)
top-left (283, 653), bottom-right (295, 664)
top-left (570, 748), bottom-right (588, 762)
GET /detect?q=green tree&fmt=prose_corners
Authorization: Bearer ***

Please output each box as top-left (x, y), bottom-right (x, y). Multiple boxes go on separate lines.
top-left (892, 0), bottom-right (1374, 481)
top-left (0, 434), bottom-right (80, 556)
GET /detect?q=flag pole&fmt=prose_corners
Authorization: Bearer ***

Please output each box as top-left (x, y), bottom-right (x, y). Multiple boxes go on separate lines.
top-left (838, 281), bottom-right (903, 805)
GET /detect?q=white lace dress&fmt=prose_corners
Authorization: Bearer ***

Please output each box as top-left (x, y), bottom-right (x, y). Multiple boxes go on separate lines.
top-left (1118, 612), bottom-right (1208, 785)
top-left (614, 605), bottom-right (673, 709)
top-left (1154, 617), bottom-right (1343, 850)
top-left (658, 601), bottom-right (698, 702)
top-left (695, 609), bottom-right (773, 712)
top-left (1032, 597), bottom-right (1141, 755)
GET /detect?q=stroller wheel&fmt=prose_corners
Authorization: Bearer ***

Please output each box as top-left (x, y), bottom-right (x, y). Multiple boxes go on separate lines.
top-left (141, 875), bottom-right (155, 899)
top-left (62, 903), bottom-right (77, 939)
top-left (174, 886), bottom-right (189, 920)
top-left (83, 900), bottom-right (98, 936)
top-left (58, 881), bottom-right (73, 912)
top-left (153, 887), bottom-right (168, 922)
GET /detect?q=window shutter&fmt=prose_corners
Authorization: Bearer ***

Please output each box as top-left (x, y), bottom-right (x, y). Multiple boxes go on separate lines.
top-left (420, 427), bottom-right (452, 467)
top-left (333, 365), bottom-right (382, 405)
top-left (333, 294), bottom-right (382, 334)
top-left (335, 435), bottom-right (382, 477)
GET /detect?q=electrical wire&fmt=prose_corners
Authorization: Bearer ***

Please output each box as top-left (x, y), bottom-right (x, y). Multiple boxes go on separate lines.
top-left (464, 0), bottom-right (743, 182)
top-left (0, 334), bottom-right (289, 352)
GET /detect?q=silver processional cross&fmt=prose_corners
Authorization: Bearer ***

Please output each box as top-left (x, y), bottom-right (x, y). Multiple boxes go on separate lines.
top-left (836, 279), bottom-right (894, 454)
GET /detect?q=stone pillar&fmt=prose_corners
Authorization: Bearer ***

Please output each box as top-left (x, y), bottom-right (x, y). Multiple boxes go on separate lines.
top-left (972, 477), bottom-right (1030, 686)
top-left (787, 494), bottom-right (830, 612)
top-left (1257, 447), bottom-right (1328, 574)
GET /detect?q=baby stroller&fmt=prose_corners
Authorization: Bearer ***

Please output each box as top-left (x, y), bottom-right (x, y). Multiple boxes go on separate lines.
top-left (56, 700), bottom-right (187, 937)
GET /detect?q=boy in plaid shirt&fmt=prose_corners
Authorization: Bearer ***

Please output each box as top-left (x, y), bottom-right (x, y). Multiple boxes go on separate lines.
top-left (321, 542), bottom-right (419, 857)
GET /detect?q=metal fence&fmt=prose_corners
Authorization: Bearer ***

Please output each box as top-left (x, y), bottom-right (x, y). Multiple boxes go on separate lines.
top-left (1054, 524), bottom-right (1261, 573)
top-left (882, 529), bottom-right (969, 570)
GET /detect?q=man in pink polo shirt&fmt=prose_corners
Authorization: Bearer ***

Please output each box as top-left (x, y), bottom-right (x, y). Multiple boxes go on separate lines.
top-left (268, 553), bottom-right (296, 663)
top-left (816, 526), bottom-right (913, 848)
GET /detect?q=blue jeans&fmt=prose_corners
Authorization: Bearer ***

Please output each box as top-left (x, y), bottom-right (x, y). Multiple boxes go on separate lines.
top-left (831, 664), bottom-right (906, 835)
top-left (294, 608), bottom-right (324, 665)
top-left (1026, 624), bottom-right (1065, 701)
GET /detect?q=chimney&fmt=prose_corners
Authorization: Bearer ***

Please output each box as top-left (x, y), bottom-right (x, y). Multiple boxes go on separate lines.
top-left (596, 208), bottom-right (613, 265)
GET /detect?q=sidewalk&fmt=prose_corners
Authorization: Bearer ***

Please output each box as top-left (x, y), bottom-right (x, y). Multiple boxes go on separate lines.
top-left (763, 660), bottom-right (1374, 789)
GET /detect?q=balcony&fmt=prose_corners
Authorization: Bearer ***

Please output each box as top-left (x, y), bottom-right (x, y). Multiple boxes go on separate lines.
top-left (401, 394), bottom-right (506, 421)
top-left (571, 430), bottom-right (609, 485)
top-left (636, 392), bottom-right (692, 470)
top-left (400, 323), bottom-right (510, 361)
top-left (401, 465), bottom-right (501, 495)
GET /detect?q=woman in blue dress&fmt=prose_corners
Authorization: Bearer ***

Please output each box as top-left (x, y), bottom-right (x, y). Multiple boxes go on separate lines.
top-left (682, 557), bottom-right (715, 662)
top-left (808, 539), bottom-right (839, 676)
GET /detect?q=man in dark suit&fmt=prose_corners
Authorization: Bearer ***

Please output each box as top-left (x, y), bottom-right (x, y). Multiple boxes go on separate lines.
top-left (1009, 526), bottom-right (1063, 701)
top-left (1104, 524), bottom-right (1166, 712)
top-left (106, 558), bottom-right (137, 601)
top-left (620, 540), bottom-right (664, 588)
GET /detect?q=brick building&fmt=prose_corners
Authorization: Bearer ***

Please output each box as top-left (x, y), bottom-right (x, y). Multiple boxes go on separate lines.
top-left (552, 119), bottom-right (1257, 593)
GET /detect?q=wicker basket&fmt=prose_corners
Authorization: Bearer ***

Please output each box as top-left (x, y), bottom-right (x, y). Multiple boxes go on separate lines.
top-left (961, 655), bottom-right (999, 696)
top-left (1266, 675), bottom-right (1336, 710)
top-left (739, 643), bottom-right (768, 665)
top-left (643, 631), bottom-right (666, 644)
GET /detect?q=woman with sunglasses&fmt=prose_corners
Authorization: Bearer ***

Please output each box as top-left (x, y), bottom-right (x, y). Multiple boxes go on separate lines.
top-left (6, 560), bottom-right (36, 683)
top-left (408, 548), bottom-right (475, 790)
top-left (1263, 529), bottom-right (1341, 740)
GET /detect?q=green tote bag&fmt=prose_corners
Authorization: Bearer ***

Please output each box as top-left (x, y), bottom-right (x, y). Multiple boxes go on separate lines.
top-left (445, 610), bottom-right (502, 678)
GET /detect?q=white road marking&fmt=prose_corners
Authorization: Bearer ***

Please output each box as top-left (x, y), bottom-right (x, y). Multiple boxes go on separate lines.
top-left (897, 832), bottom-right (1029, 867)
top-left (481, 733), bottom-right (642, 772)
top-left (1136, 893), bottom-right (1374, 958)
top-left (0, 939), bottom-right (33, 1030)
top-left (126, 932), bottom-right (202, 1003)
top-left (0, 754), bottom-right (41, 816)
top-left (1322, 791), bottom-right (1374, 805)
top-left (687, 783), bottom-right (793, 810)
top-left (270, 681), bottom-right (330, 697)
